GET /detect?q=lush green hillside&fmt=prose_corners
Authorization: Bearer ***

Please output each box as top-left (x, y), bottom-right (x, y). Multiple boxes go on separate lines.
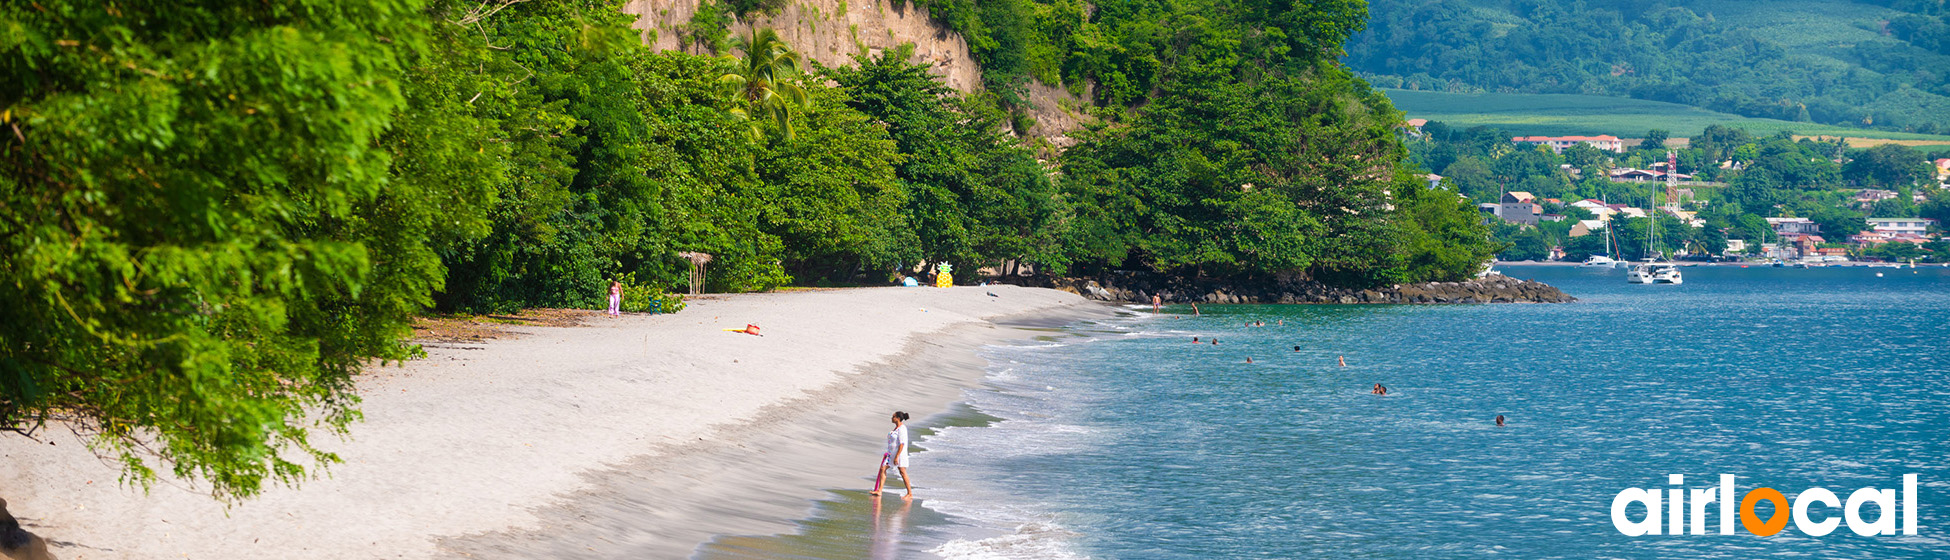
top-left (1349, 0), bottom-right (1950, 134)
top-left (1384, 89), bottom-right (1950, 143)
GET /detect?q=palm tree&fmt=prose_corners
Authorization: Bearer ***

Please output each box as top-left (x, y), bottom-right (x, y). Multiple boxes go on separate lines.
top-left (719, 28), bottom-right (810, 142)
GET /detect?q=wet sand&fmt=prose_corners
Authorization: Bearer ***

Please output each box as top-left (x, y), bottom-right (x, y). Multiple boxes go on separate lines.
top-left (0, 285), bottom-right (1104, 559)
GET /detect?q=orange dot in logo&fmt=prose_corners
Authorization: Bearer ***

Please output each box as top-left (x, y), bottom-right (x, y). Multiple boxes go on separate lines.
top-left (1741, 487), bottom-right (1790, 536)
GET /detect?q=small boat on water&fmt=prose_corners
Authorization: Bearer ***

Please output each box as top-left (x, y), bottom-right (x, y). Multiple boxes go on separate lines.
top-left (1652, 264), bottom-right (1682, 284)
top-left (1582, 255), bottom-right (1618, 267)
top-left (1626, 187), bottom-right (1682, 285)
top-left (1627, 263), bottom-right (1684, 284)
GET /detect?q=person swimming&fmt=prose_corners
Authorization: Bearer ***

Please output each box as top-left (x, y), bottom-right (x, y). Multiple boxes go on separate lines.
top-left (1495, 415), bottom-right (1506, 427)
top-left (1246, 357), bottom-right (1253, 364)
top-left (1292, 345), bottom-right (1301, 352)
top-left (1192, 337), bottom-right (1200, 343)
top-left (1210, 338), bottom-right (1218, 345)
top-left (1339, 356), bottom-right (1347, 367)
top-left (1371, 383), bottom-right (1388, 395)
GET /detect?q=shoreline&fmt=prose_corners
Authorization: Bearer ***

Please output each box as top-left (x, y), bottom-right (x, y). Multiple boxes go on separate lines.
top-left (0, 285), bottom-right (1106, 559)
top-left (442, 311), bottom-right (1104, 558)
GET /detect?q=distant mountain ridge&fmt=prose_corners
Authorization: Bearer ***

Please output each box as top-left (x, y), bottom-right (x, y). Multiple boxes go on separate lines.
top-left (1346, 0), bottom-right (1950, 134)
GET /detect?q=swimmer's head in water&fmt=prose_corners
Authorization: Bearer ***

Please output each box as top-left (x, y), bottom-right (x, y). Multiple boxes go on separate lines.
top-left (1293, 346), bottom-right (1300, 352)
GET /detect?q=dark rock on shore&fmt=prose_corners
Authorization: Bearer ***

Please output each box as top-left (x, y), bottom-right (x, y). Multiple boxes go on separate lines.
top-left (1001, 271), bottom-right (1574, 305)
top-left (1, 498), bottom-right (55, 560)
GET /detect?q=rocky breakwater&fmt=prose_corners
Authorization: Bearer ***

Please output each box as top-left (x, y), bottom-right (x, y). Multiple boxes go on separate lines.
top-left (1059, 273), bottom-right (1575, 305)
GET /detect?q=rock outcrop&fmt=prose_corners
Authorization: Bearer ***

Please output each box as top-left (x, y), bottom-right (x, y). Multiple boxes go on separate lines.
top-left (620, 0), bottom-right (1094, 142)
top-left (1, 499), bottom-right (55, 560)
top-left (1010, 271), bottom-right (1575, 305)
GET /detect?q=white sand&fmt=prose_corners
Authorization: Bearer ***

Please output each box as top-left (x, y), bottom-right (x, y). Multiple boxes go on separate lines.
top-left (0, 285), bottom-right (1102, 559)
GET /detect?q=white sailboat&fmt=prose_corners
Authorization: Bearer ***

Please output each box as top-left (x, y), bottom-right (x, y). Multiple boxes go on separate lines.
top-left (1629, 153), bottom-right (1684, 285)
top-left (1584, 195), bottom-right (1621, 268)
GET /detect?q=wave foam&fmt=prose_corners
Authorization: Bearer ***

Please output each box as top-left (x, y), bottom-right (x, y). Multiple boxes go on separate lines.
top-left (931, 522), bottom-right (1090, 560)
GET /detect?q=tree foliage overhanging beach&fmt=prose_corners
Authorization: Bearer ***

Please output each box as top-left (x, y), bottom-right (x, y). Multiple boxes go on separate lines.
top-left (0, 0), bottom-right (1496, 499)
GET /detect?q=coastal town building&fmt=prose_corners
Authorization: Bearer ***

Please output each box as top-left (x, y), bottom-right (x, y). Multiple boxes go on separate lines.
top-left (1512, 135), bottom-right (1625, 153)
top-left (1726, 239), bottom-right (1747, 253)
top-left (1404, 118), bottom-right (1428, 138)
top-left (1478, 203), bottom-right (1501, 223)
top-left (1778, 233), bottom-right (1825, 259)
top-left (1570, 199), bottom-right (1611, 217)
top-left (1842, 231), bottom-right (1930, 247)
top-left (1498, 191), bottom-right (1543, 225)
top-left (1766, 217), bottom-right (1820, 235)
top-left (1569, 219), bottom-right (1606, 238)
top-left (1937, 158), bottom-right (1950, 186)
top-left (1868, 217), bottom-right (1936, 236)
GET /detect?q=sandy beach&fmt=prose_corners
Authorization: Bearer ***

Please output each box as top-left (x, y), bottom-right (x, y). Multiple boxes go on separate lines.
top-left (0, 285), bottom-right (1105, 559)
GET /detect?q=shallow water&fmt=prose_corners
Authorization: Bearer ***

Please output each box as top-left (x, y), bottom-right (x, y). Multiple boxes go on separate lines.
top-left (700, 266), bottom-right (1950, 559)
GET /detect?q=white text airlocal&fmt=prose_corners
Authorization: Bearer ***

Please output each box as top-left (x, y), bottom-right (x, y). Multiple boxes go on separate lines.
top-left (1611, 474), bottom-right (1918, 537)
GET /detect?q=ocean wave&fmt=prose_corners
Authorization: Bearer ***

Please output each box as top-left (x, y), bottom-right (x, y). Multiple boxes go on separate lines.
top-left (931, 522), bottom-right (1090, 560)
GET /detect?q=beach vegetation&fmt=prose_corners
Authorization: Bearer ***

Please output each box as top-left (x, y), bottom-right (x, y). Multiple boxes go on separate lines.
top-left (1, 0), bottom-right (1507, 500)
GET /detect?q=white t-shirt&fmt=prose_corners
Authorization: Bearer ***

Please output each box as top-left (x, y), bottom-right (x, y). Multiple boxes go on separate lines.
top-left (885, 425), bottom-right (909, 467)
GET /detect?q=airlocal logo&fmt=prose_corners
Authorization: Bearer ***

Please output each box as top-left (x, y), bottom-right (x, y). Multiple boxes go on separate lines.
top-left (1612, 474), bottom-right (1918, 537)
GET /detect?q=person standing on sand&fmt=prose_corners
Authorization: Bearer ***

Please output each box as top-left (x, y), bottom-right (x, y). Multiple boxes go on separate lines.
top-left (607, 281), bottom-right (622, 317)
top-left (872, 411), bottom-right (916, 499)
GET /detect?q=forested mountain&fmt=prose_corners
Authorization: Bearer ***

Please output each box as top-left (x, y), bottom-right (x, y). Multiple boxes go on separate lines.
top-left (1347, 0), bottom-right (1950, 133)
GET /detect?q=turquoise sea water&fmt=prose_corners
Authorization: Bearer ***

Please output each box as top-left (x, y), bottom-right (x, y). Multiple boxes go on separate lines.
top-left (704, 266), bottom-right (1950, 559)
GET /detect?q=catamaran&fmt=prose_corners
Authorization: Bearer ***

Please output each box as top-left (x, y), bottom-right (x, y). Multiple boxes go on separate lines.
top-left (1628, 153), bottom-right (1684, 285)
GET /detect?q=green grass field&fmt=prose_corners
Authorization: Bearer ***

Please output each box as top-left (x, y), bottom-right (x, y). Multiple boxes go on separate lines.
top-left (1383, 89), bottom-right (1950, 145)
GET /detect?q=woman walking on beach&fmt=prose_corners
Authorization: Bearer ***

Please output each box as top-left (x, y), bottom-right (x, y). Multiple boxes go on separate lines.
top-left (607, 280), bottom-right (622, 317)
top-left (873, 411), bottom-right (915, 499)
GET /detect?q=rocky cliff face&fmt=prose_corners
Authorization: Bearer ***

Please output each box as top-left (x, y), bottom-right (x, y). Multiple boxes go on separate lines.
top-left (620, 0), bottom-right (1091, 141)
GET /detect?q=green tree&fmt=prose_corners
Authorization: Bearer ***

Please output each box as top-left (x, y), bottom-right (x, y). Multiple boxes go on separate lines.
top-left (1440, 157), bottom-right (1498, 202)
top-left (1638, 130), bottom-right (1670, 152)
top-left (750, 86), bottom-right (919, 281)
top-left (0, 0), bottom-right (485, 500)
top-left (1845, 144), bottom-right (1933, 188)
top-left (829, 48), bottom-right (1066, 274)
top-left (720, 28), bottom-right (811, 141)
top-left (1392, 172), bottom-right (1502, 276)
top-left (1060, 58), bottom-right (1418, 284)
